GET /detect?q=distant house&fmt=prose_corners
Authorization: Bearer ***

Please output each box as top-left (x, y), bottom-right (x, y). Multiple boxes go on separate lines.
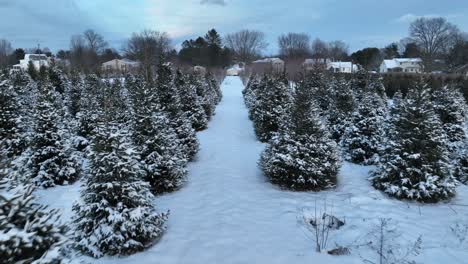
top-left (252, 58), bottom-right (285, 73)
top-left (226, 64), bottom-right (243, 76)
top-left (380, 58), bottom-right (422, 73)
top-left (302, 58), bottom-right (331, 71)
top-left (327, 61), bottom-right (359, 73)
top-left (102, 59), bottom-right (140, 72)
top-left (13, 54), bottom-right (50, 71)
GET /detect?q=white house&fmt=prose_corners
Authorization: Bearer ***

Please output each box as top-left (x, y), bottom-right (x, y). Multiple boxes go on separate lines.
top-left (226, 64), bottom-right (243, 76)
top-left (102, 59), bottom-right (140, 72)
top-left (252, 58), bottom-right (285, 73)
top-left (380, 58), bottom-right (422, 73)
top-left (327, 61), bottom-right (359, 73)
top-left (13, 54), bottom-right (50, 71)
top-left (302, 58), bottom-right (331, 71)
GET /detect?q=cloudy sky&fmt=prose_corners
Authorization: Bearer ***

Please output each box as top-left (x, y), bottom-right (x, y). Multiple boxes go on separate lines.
top-left (1, 0), bottom-right (467, 54)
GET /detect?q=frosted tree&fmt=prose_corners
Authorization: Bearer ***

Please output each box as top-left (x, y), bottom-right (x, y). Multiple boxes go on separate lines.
top-left (260, 76), bottom-right (341, 191)
top-left (190, 74), bottom-right (217, 119)
top-left (206, 72), bottom-right (222, 104)
top-left (155, 65), bottom-right (199, 161)
top-left (127, 75), bottom-right (187, 194)
top-left (327, 78), bottom-right (356, 142)
top-left (0, 77), bottom-right (24, 163)
top-left (243, 75), bottom-right (262, 113)
top-left (176, 71), bottom-right (208, 131)
top-left (72, 123), bottom-right (168, 257)
top-left (251, 75), bottom-right (293, 142)
top-left (0, 180), bottom-right (69, 263)
top-left (372, 80), bottom-right (456, 202)
top-left (29, 80), bottom-right (80, 188)
top-left (341, 91), bottom-right (387, 165)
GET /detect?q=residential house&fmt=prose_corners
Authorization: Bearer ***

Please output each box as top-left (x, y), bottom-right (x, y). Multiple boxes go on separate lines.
top-left (251, 58), bottom-right (285, 73)
top-left (13, 54), bottom-right (50, 71)
top-left (102, 59), bottom-right (140, 72)
top-left (380, 58), bottom-right (422, 73)
top-left (327, 61), bottom-right (359, 73)
top-left (302, 58), bottom-right (331, 71)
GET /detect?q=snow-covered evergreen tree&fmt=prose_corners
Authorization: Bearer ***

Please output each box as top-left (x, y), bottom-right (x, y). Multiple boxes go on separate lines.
top-left (431, 85), bottom-right (467, 146)
top-left (251, 75), bottom-right (293, 142)
top-left (341, 91), bottom-right (387, 165)
top-left (372, 81), bottom-right (456, 202)
top-left (206, 72), bottom-right (222, 104)
top-left (243, 75), bottom-right (261, 113)
top-left (191, 74), bottom-right (217, 119)
top-left (260, 76), bottom-right (341, 191)
top-left (175, 71), bottom-right (208, 131)
top-left (72, 123), bottom-right (168, 258)
top-left (327, 77), bottom-right (356, 142)
top-left (29, 80), bottom-right (80, 188)
top-left (0, 77), bottom-right (24, 161)
top-left (0, 180), bottom-right (69, 263)
top-left (154, 65), bottom-right (200, 161)
top-left (127, 75), bottom-right (188, 194)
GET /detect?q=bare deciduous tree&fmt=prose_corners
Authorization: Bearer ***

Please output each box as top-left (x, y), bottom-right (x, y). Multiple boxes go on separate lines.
top-left (278, 33), bottom-right (311, 59)
top-left (124, 30), bottom-right (172, 80)
top-left (328, 40), bottom-right (349, 61)
top-left (83, 29), bottom-right (108, 54)
top-left (409, 17), bottom-right (460, 70)
top-left (311, 38), bottom-right (329, 62)
top-left (225, 30), bottom-right (268, 63)
top-left (0, 39), bottom-right (13, 69)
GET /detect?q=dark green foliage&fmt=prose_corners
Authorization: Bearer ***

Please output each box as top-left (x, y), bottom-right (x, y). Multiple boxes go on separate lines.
top-left (372, 81), bottom-right (456, 202)
top-left (0, 181), bottom-right (68, 263)
top-left (260, 73), bottom-right (341, 191)
top-left (73, 123), bottom-right (167, 257)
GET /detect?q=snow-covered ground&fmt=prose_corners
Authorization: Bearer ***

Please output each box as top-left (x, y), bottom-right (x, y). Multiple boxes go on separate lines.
top-left (37, 76), bottom-right (468, 263)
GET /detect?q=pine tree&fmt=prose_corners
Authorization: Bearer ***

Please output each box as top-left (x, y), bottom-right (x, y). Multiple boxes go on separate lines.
top-left (341, 91), bottom-right (387, 165)
top-left (176, 71), bottom-right (208, 131)
top-left (206, 72), bottom-right (222, 103)
top-left (372, 81), bottom-right (456, 202)
top-left (0, 180), bottom-right (69, 263)
top-left (73, 123), bottom-right (167, 258)
top-left (243, 75), bottom-right (261, 113)
top-left (431, 85), bottom-right (467, 146)
top-left (29, 80), bottom-right (80, 188)
top-left (190, 74), bottom-right (217, 119)
top-left (327, 77), bottom-right (356, 142)
top-left (154, 65), bottom-right (200, 160)
top-left (260, 75), bottom-right (341, 191)
top-left (0, 77), bottom-right (24, 161)
top-left (251, 75), bottom-right (293, 142)
top-left (127, 75), bottom-right (188, 194)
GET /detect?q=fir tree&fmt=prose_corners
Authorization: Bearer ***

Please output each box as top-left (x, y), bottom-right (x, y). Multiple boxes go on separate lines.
top-left (327, 77), bottom-right (356, 142)
top-left (251, 75), bottom-right (293, 142)
top-left (372, 81), bottom-right (456, 202)
top-left (29, 80), bottom-right (80, 188)
top-left (0, 180), bottom-right (69, 263)
top-left (0, 77), bottom-right (24, 161)
top-left (191, 74), bottom-right (217, 119)
top-left (154, 65), bottom-right (200, 160)
top-left (341, 91), bottom-right (387, 165)
top-left (260, 76), bottom-right (341, 191)
top-left (73, 123), bottom-right (167, 257)
top-left (127, 75), bottom-right (188, 194)
top-left (206, 72), bottom-right (222, 103)
top-left (176, 71), bottom-right (208, 131)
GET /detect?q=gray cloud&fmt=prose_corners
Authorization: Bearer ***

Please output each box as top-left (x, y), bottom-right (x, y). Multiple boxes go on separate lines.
top-left (200, 0), bottom-right (227, 6)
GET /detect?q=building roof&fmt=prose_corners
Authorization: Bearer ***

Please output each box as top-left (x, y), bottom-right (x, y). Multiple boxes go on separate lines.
top-left (23, 54), bottom-right (48, 61)
top-left (253, 58), bottom-right (284, 64)
top-left (383, 58), bottom-right (422, 69)
top-left (328, 61), bottom-right (357, 69)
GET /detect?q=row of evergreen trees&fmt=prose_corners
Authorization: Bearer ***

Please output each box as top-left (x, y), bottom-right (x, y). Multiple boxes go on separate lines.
top-left (244, 70), bottom-right (467, 202)
top-left (0, 62), bottom-right (222, 261)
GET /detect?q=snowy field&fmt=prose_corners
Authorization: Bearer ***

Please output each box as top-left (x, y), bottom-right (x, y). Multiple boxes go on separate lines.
top-left (37, 77), bottom-right (468, 264)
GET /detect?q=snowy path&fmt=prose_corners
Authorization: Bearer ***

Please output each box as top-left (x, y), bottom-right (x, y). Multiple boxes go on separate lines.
top-left (37, 76), bottom-right (468, 264)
